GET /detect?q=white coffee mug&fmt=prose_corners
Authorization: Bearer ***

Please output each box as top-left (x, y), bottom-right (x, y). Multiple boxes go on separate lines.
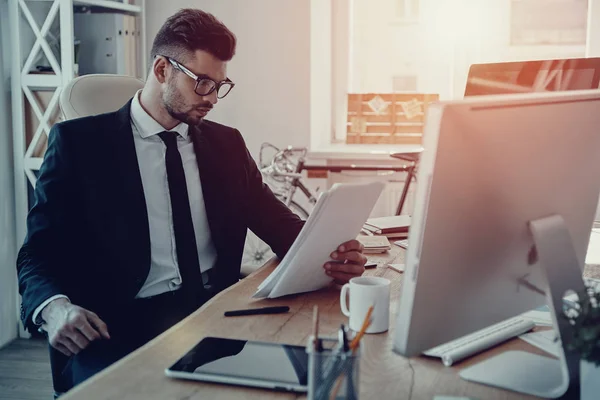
top-left (340, 276), bottom-right (391, 333)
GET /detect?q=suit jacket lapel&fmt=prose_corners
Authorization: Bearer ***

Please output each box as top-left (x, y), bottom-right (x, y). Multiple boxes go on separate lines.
top-left (113, 101), bottom-right (151, 274)
top-left (190, 125), bottom-right (227, 257)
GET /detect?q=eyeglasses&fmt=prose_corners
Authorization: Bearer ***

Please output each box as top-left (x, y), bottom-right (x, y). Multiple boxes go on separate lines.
top-left (163, 56), bottom-right (235, 99)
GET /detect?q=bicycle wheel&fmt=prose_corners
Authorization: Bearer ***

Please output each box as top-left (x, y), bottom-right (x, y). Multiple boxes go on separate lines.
top-left (285, 199), bottom-right (310, 219)
top-left (240, 199), bottom-right (309, 276)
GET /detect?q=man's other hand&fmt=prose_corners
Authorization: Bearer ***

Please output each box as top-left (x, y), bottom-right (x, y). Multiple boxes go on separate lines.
top-left (41, 298), bottom-right (110, 356)
top-left (323, 239), bottom-right (367, 284)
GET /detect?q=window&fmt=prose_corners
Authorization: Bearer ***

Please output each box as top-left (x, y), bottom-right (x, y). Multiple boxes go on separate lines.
top-left (328, 0), bottom-right (590, 147)
top-left (510, 0), bottom-right (588, 46)
top-left (392, 75), bottom-right (418, 92)
top-left (395, 0), bottom-right (420, 23)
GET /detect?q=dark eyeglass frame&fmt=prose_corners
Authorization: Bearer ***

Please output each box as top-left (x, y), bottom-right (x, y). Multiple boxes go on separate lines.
top-left (162, 56), bottom-right (235, 98)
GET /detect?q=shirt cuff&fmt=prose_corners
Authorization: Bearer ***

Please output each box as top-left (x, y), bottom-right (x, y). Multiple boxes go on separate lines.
top-left (33, 295), bottom-right (70, 326)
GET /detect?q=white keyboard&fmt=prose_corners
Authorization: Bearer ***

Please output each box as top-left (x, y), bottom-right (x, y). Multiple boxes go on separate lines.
top-left (423, 278), bottom-right (598, 367)
top-left (423, 316), bottom-right (535, 367)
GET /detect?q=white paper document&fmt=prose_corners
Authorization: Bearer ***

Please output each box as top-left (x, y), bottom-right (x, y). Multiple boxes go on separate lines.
top-left (253, 181), bottom-right (385, 299)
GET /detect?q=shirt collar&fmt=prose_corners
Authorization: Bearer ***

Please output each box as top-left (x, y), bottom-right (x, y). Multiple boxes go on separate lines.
top-left (130, 90), bottom-right (189, 139)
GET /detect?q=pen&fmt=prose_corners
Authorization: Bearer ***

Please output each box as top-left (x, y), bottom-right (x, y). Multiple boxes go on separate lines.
top-left (341, 324), bottom-right (349, 352)
top-left (312, 305), bottom-right (320, 351)
top-left (337, 324), bottom-right (346, 351)
top-left (223, 306), bottom-right (290, 317)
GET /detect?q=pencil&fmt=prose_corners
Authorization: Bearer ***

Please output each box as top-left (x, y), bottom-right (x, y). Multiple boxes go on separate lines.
top-left (350, 305), bottom-right (374, 350)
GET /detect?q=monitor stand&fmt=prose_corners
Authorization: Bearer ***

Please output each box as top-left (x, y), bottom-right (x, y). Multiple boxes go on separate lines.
top-left (459, 214), bottom-right (585, 398)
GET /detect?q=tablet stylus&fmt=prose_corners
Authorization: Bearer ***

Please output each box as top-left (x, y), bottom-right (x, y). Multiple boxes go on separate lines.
top-left (224, 306), bottom-right (290, 317)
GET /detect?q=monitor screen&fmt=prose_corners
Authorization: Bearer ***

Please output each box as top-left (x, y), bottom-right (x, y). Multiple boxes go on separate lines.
top-left (393, 90), bottom-right (600, 359)
top-left (464, 58), bottom-right (600, 97)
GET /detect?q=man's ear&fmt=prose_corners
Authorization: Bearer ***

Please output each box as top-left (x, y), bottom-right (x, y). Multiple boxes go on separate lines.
top-left (153, 57), bottom-right (169, 84)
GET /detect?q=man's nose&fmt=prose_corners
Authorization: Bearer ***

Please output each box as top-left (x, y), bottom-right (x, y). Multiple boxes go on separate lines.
top-left (204, 90), bottom-right (218, 105)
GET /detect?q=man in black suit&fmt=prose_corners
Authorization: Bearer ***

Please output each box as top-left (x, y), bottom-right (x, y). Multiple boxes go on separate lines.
top-left (17, 8), bottom-right (367, 388)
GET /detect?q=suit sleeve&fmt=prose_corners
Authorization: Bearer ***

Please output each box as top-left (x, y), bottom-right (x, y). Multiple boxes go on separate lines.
top-left (235, 131), bottom-right (305, 259)
top-left (17, 124), bottom-right (74, 331)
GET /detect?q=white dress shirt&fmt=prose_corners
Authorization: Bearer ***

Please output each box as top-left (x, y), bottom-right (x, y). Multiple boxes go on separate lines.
top-left (129, 90), bottom-right (216, 297)
top-left (33, 91), bottom-right (217, 323)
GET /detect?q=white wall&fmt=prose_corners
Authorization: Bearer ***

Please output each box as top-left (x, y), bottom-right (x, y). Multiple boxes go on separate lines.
top-left (0, 0), bottom-right (18, 348)
top-left (145, 0), bottom-right (312, 159)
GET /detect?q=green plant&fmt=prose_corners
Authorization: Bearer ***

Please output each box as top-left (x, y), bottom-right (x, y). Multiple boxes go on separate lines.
top-left (564, 286), bottom-right (600, 366)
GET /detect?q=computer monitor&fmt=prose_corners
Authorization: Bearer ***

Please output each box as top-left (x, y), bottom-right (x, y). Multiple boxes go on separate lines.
top-left (392, 90), bottom-right (600, 397)
top-left (464, 57), bottom-right (600, 97)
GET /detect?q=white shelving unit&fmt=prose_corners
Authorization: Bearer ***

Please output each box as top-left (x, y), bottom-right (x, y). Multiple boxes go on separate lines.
top-left (9, 0), bottom-right (145, 244)
top-left (9, 0), bottom-right (146, 336)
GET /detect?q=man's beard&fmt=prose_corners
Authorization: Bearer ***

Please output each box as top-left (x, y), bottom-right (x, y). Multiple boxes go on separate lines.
top-left (163, 82), bottom-right (211, 126)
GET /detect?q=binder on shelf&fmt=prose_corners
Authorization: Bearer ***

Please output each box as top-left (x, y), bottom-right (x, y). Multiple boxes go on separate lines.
top-left (131, 16), bottom-right (139, 77)
top-left (124, 15), bottom-right (136, 77)
top-left (73, 13), bottom-right (138, 77)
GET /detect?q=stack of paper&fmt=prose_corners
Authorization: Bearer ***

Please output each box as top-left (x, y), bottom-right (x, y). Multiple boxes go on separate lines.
top-left (357, 235), bottom-right (391, 254)
top-left (363, 215), bottom-right (411, 235)
top-left (253, 181), bottom-right (386, 299)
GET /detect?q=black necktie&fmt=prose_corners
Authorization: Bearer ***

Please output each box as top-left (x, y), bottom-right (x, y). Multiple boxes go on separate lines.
top-left (158, 131), bottom-right (204, 306)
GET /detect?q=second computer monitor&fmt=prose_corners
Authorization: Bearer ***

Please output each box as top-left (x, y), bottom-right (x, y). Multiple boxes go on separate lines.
top-left (393, 90), bottom-right (600, 357)
top-left (464, 57), bottom-right (600, 97)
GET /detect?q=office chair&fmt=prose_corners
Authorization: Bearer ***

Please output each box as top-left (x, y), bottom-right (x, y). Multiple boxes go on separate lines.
top-left (47, 74), bottom-right (144, 398)
top-left (59, 74), bottom-right (144, 120)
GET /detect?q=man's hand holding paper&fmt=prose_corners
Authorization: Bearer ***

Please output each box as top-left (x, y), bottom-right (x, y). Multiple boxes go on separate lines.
top-left (324, 240), bottom-right (367, 284)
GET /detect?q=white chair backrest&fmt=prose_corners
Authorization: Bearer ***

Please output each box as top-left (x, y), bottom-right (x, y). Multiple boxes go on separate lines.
top-left (59, 74), bottom-right (144, 121)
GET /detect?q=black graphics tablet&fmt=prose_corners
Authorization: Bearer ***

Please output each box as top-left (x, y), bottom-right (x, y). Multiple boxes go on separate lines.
top-left (165, 337), bottom-right (309, 393)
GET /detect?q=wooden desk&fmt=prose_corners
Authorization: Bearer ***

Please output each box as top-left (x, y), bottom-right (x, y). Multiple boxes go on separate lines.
top-left (62, 248), bottom-right (600, 400)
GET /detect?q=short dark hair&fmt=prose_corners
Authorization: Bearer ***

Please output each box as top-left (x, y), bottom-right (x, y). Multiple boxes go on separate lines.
top-left (150, 8), bottom-right (236, 63)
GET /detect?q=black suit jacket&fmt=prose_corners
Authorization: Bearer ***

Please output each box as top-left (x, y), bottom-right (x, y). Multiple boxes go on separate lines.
top-left (17, 100), bottom-right (304, 331)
